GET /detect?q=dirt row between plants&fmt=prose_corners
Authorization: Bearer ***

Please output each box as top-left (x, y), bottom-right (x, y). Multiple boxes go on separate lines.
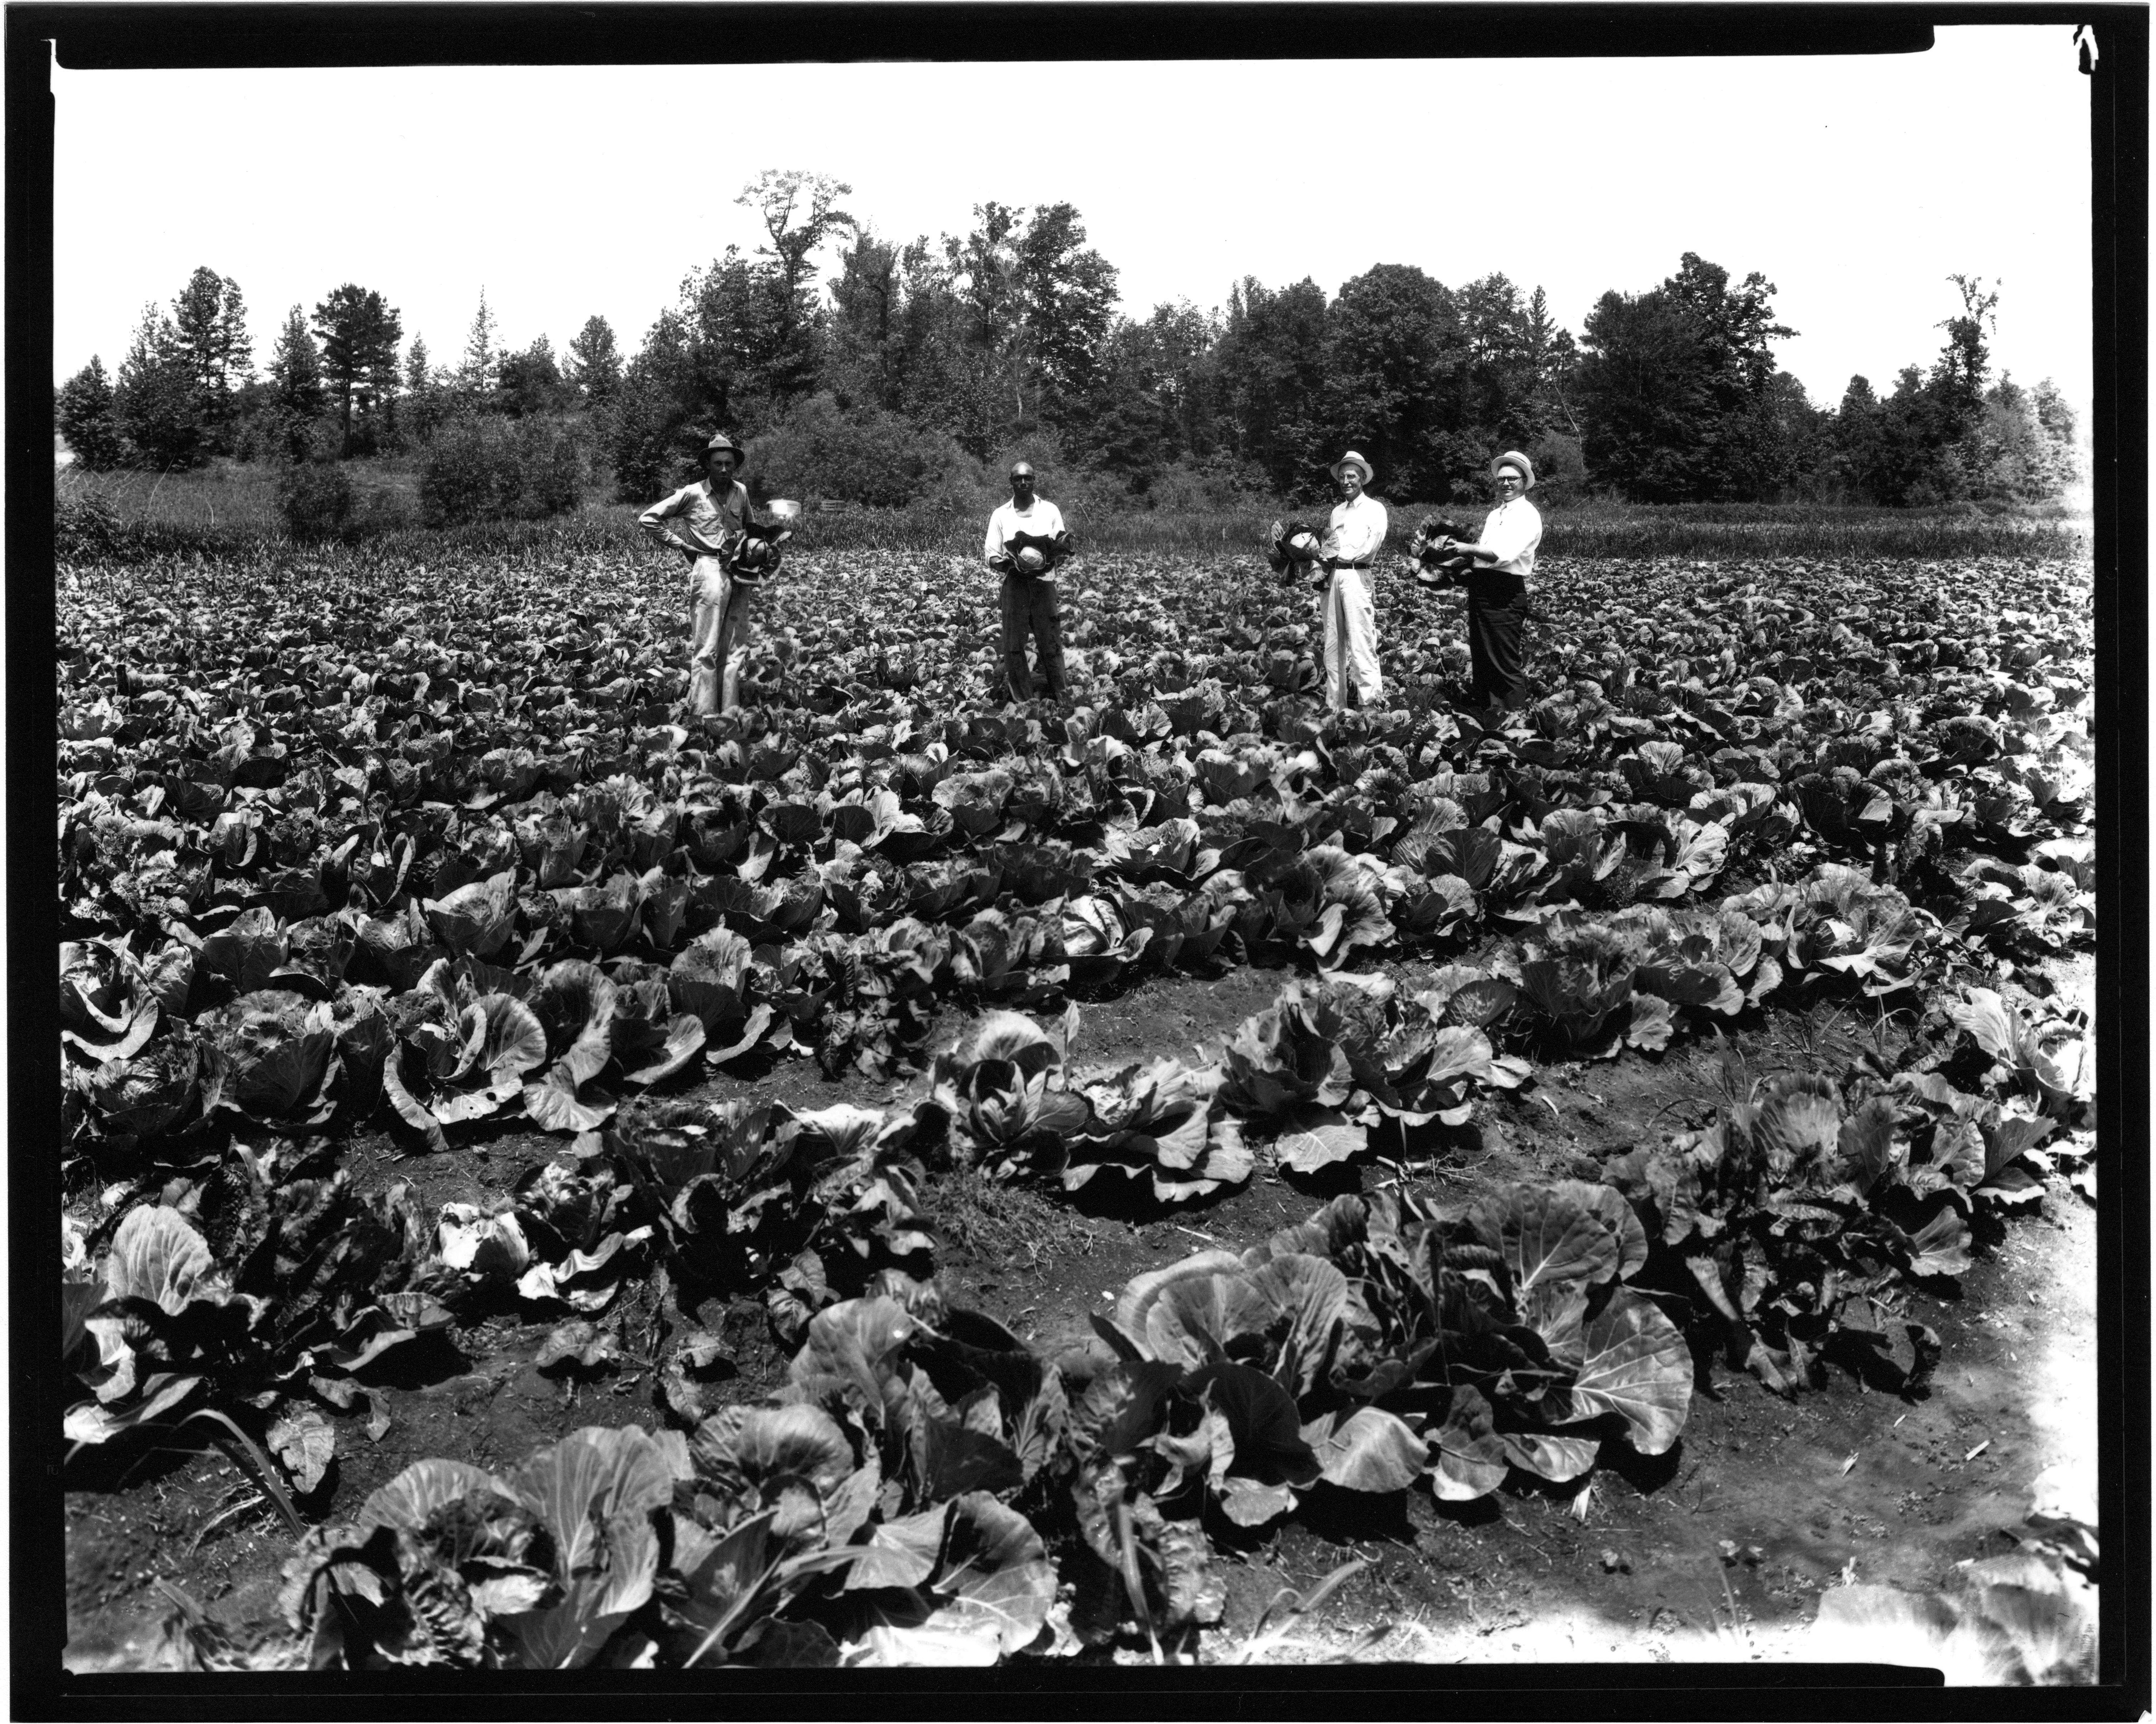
top-left (61, 953), bottom-right (2098, 1672)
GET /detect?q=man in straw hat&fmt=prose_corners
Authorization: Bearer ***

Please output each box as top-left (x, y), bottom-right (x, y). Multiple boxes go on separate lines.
top-left (1271, 450), bottom-right (1388, 714)
top-left (984, 460), bottom-right (1075, 707)
top-left (641, 432), bottom-right (761, 714)
top-left (1425, 450), bottom-right (1543, 717)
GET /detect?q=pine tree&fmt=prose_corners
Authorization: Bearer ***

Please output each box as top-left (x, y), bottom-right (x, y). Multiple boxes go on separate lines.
top-left (171, 267), bottom-right (228, 408)
top-left (113, 303), bottom-right (203, 467)
top-left (461, 288), bottom-right (501, 399)
top-left (400, 336), bottom-right (452, 443)
top-left (270, 304), bottom-right (327, 415)
top-left (165, 266), bottom-right (255, 452)
top-left (565, 315), bottom-right (622, 403)
top-left (57, 355), bottom-right (124, 470)
top-left (311, 284), bottom-right (403, 456)
top-left (218, 277), bottom-right (253, 393)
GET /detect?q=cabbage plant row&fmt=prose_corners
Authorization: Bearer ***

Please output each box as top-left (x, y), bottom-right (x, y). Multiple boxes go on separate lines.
top-left (56, 541), bottom-right (2092, 1664)
top-left (156, 963), bottom-right (2091, 1671)
top-left (78, 942), bottom-right (2091, 1668)
top-left (59, 548), bottom-right (2090, 1164)
top-left (66, 844), bottom-right (2089, 1459)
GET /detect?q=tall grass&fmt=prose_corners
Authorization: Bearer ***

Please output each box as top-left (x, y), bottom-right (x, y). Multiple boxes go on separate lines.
top-left (780, 498), bottom-right (2091, 562)
top-left (53, 457), bottom-right (2091, 567)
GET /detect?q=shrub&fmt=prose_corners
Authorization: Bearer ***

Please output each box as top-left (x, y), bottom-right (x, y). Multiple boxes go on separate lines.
top-left (1136, 453), bottom-right (1271, 515)
top-left (54, 483), bottom-right (129, 560)
top-left (746, 392), bottom-right (979, 509)
top-left (277, 461), bottom-right (354, 542)
top-left (419, 413), bottom-right (585, 527)
top-left (602, 378), bottom-right (698, 504)
top-left (519, 418), bottom-right (587, 517)
top-left (1524, 433), bottom-right (1589, 508)
top-left (418, 416), bottom-right (522, 527)
top-left (235, 407), bottom-right (345, 467)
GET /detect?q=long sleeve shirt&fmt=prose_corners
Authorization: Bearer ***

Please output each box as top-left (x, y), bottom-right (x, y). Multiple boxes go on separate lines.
top-left (1477, 498), bottom-right (1543, 579)
top-left (639, 477), bottom-right (751, 559)
top-left (1323, 493), bottom-right (1388, 567)
top-left (984, 498), bottom-right (1067, 565)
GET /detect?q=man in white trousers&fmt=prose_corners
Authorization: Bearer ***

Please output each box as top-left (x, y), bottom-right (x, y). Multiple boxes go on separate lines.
top-left (640, 433), bottom-right (755, 715)
top-left (1317, 450), bottom-right (1387, 712)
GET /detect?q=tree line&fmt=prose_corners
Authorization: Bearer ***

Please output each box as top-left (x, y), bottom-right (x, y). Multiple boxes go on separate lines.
top-left (57, 169), bottom-right (2079, 514)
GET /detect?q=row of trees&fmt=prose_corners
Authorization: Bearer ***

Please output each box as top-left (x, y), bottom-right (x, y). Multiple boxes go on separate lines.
top-left (1576, 262), bottom-right (2079, 505)
top-left (58, 173), bottom-right (2080, 511)
top-left (57, 271), bottom-right (625, 473)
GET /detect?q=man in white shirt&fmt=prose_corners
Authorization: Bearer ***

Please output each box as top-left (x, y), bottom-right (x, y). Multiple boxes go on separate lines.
top-left (984, 461), bottom-right (1074, 706)
top-left (639, 433), bottom-right (757, 715)
top-left (1432, 450), bottom-right (1542, 716)
top-left (1317, 450), bottom-right (1387, 712)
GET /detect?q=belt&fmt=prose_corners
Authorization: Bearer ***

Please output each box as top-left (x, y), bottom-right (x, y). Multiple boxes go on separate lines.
top-left (1326, 559), bottom-right (1372, 570)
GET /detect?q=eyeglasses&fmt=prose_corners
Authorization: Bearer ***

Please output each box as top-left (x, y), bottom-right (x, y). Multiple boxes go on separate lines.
top-left (1495, 474), bottom-right (1524, 485)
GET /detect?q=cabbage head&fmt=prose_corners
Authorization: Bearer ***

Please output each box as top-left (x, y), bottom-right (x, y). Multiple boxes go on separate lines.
top-left (197, 989), bottom-right (339, 1120)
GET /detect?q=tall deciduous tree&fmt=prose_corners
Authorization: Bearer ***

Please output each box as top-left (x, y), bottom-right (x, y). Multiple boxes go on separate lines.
top-left (737, 169), bottom-right (856, 399)
top-left (1012, 202), bottom-right (1118, 414)
top-left (1576, 253), bottom-right (1803, 501)
top-left (1575, 287), bottom-right (1716, 500)
top-left (1212, 275), bottom-right (1332, 497)
top-left (498, 335), bottom-right (569, 417)
top-left (1520, 287), bottom-right (1575, 428)
top-left (677, 247), bottom-right (779, 418)
top-left (1826, 277), bottom-right (2070, 505)
top-left (2029, 377), bottom-right (2079, 491)
top-left (936, 200), bottom-right (1119, 446)
top-left (1320, 263), bottom-right (1469, 502)
top-left (1930, 272), bottom-right (2000, 448)
top-left (605, 308), bottom-right (703, 502)
top-left (827, 229), bottom-right (904, 409)
top-left (311, 284), bottom-right (403, 456)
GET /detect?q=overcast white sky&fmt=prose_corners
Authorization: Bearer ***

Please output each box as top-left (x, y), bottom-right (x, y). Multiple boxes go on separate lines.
top-left (52, 26), bottom-right (2095, 414)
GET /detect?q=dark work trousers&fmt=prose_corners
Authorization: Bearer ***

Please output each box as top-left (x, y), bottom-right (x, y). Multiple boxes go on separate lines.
top-left (1465, 570), bottom-right (1531, 710)
top-left (1000, 572), bottom-right (1067, 701)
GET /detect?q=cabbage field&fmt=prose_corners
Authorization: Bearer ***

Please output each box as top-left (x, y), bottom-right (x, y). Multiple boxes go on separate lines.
top-left (54, 533), bottom-right (2100, 1676)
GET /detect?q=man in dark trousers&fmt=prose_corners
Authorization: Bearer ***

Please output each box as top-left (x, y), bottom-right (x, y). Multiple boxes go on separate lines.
top-left (984, 461), bottom-right (1075, 706)
top-left (1427, 450), bottom-right (1543, 718)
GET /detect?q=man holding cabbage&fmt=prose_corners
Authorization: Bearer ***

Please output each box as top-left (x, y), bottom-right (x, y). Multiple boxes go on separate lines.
top-left (985, 460), bottom-right (1076, 706)
top-left (1267, 449), bottom-right (1388, 714)
top-left (1414, 449), bottom-right (1543, 718)
top-left (641, 432), bottom-right (796, 716)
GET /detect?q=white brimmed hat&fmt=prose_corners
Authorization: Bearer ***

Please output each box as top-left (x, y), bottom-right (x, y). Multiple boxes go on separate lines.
top-left (1492, 450), bottom-right (1536, 489)
top-left (1331, 450), bottom-right (1374, 486)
